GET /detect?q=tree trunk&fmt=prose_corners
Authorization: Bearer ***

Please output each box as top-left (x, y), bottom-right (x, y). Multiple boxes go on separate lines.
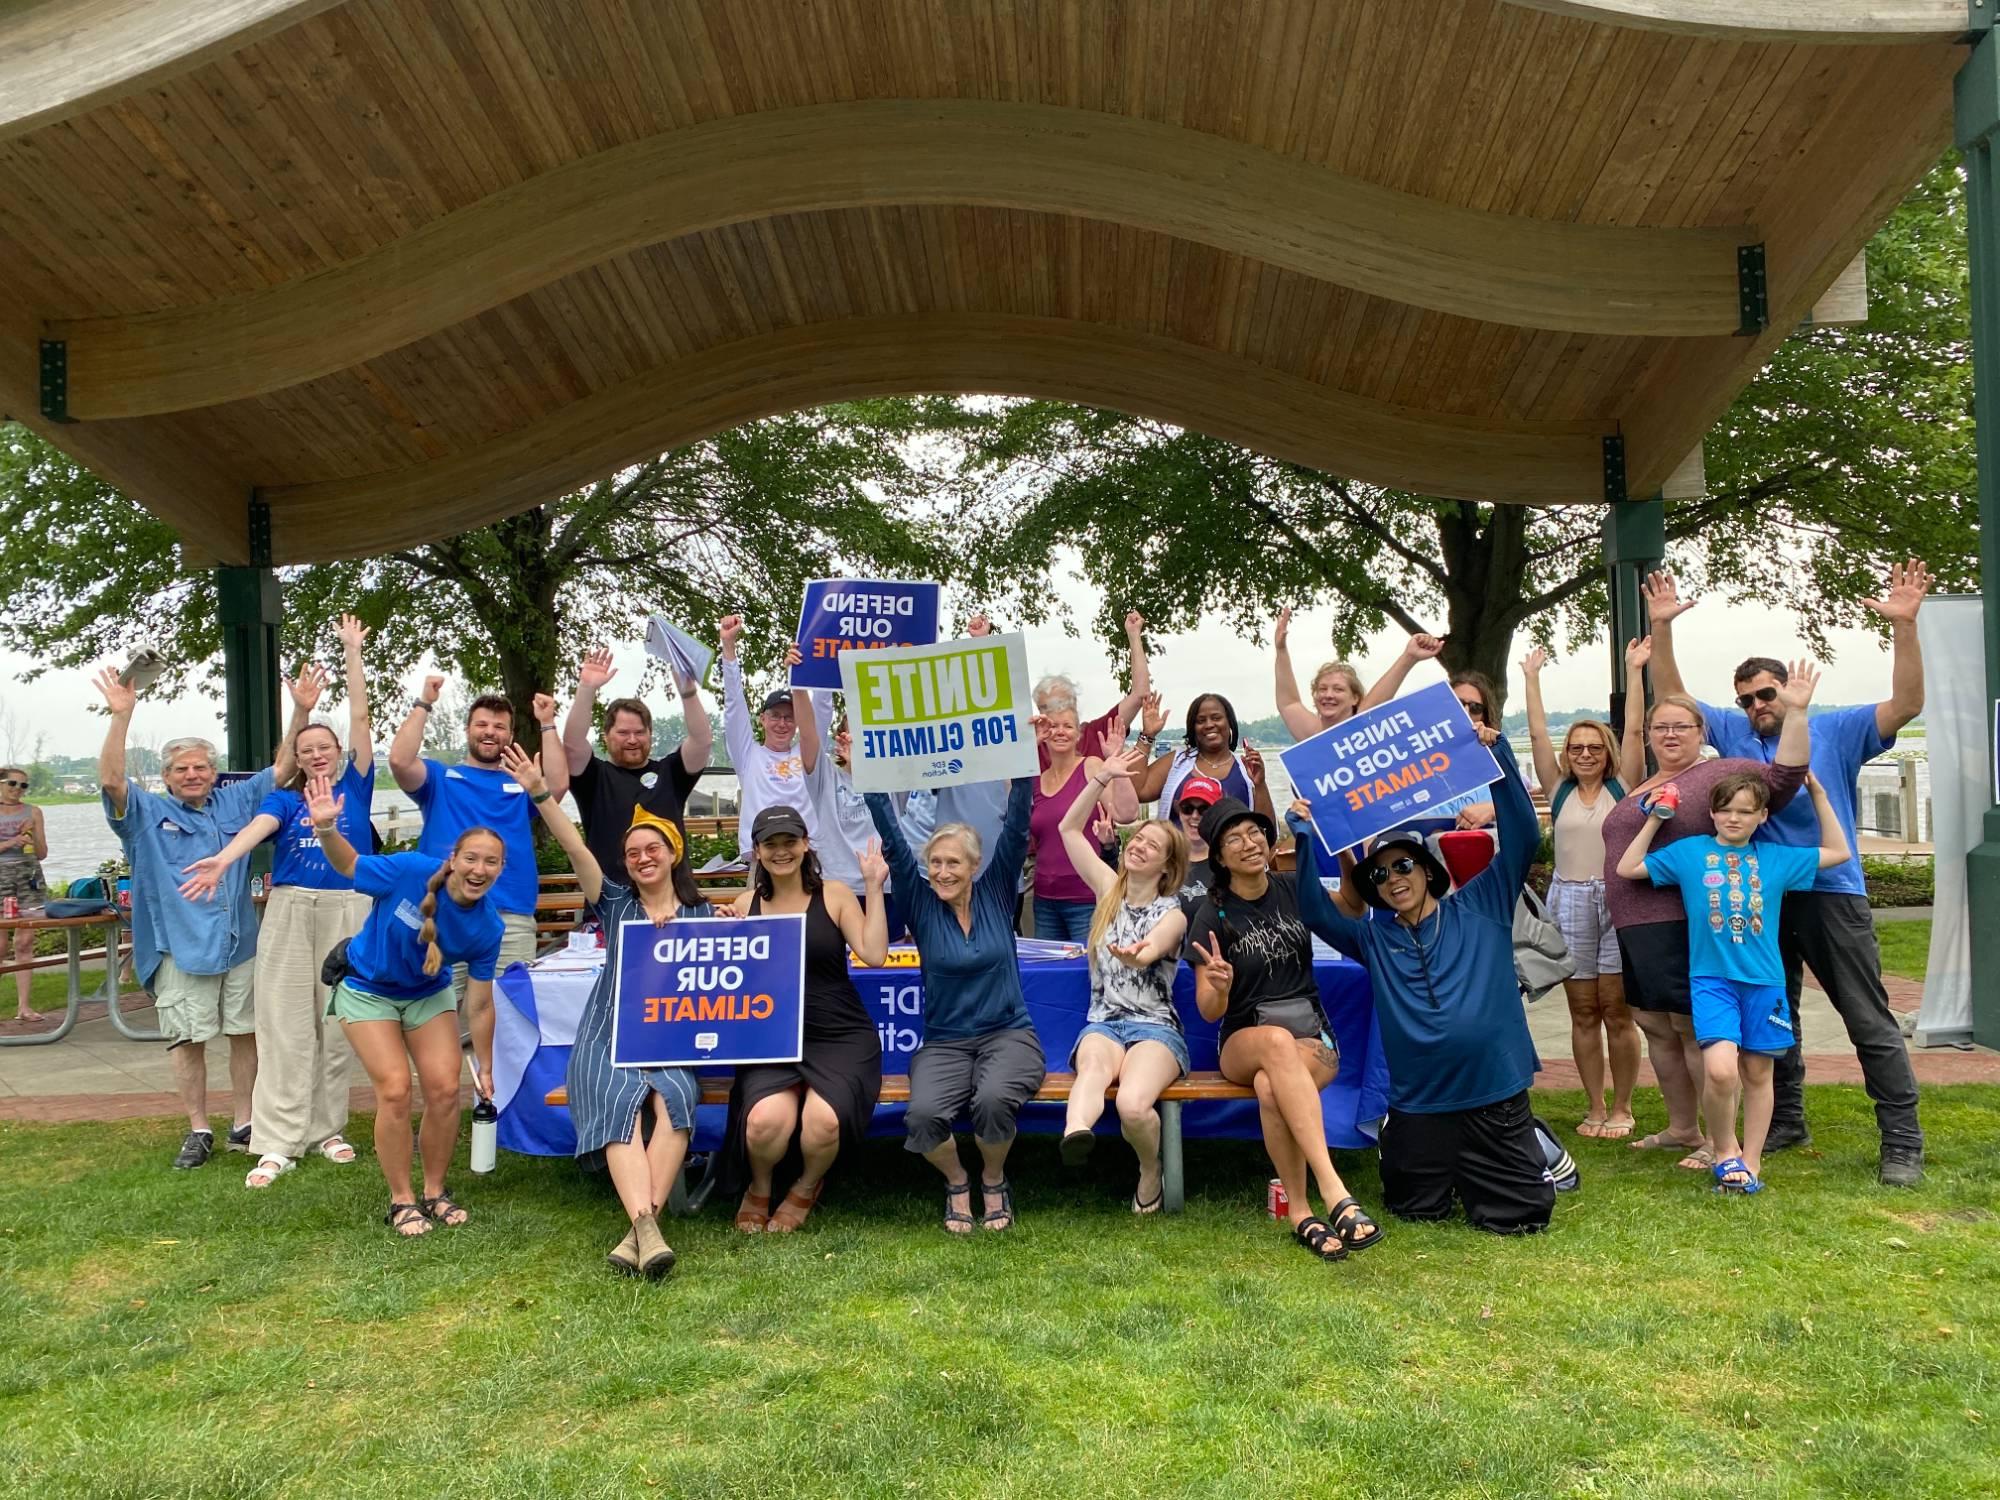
top-left (487, 509), bottom-right (563, 759)
top-left (1430, 503), bottom-right (1530, 712)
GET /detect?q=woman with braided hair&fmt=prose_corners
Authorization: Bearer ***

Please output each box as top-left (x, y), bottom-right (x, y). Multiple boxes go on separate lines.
top-left (305, 772), bottom-right (506, 1238)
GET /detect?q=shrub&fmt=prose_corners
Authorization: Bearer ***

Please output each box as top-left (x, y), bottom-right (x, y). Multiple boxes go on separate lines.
top-left (1862, 856), bottom-right (1933, 909)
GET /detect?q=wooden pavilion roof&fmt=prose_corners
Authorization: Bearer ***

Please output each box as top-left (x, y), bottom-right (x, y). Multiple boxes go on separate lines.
top-left (0, 0), bottom-right (1968, 565)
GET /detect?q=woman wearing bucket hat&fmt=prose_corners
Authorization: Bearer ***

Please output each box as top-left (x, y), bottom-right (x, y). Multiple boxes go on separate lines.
top-left (1288, 731), bottom-right (1556, 1234)
top-left (1182, 796), bottom-right (1381, 1262)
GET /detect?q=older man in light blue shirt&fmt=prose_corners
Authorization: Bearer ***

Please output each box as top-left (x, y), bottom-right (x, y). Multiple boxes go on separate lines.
top-left (96, 665), bottom-right (302, 1170)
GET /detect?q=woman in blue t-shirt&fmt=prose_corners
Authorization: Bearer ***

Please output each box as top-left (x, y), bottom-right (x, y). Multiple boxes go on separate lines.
top-left (178, 615), bottom-right (378, 1190)
top-left (302, 769), bottom-right (506, 1239)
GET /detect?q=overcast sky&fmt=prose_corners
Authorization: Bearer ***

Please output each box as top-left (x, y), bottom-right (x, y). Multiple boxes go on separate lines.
top-left (0, 556), bottom-right (1913, 766)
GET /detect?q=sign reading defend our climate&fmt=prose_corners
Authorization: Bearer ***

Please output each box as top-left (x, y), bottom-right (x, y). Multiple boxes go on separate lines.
top-left (1278, 680), bottom-right (1503, 859)
top-left (789, 578), bottom-right (942, 690)
top-left (838, 632), bottom-right (1038, 793)
top-left (610, 914), bottom-right (806, 1068)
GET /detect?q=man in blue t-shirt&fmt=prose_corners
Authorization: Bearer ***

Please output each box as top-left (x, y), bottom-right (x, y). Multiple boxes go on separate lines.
top-left (1645, 562), bottom-right (1928, 1185)
top-left (388, 674), bottom-right (556, 1002)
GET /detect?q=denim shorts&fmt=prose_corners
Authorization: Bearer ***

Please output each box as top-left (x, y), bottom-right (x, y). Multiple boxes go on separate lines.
top-left (1072, 1019), bottom-right (1191, 1078)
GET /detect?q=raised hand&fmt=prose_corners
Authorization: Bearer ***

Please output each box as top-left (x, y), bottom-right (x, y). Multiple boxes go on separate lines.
top-left (578, 647), bottom-right (616, 691)
top-left (1242, 741), bottom-right (1267, 786)
top-left (1189, 932), bottom-right (1233, 991)
top-left (859, 837), bottom-right (889, 889)
top-left (1140, 691), bottom-right (1167, 739)
top-left (718, 614), bottom-right (745, 652)
top-left (966, 612), bottom-right (992, 638)
top-left (1124, 609), bottom-right (1146, 641)
top-left (1289, 796), bottom-right (1313, 822)
top-left (1090, 802), bottom-right (1116, 848)
top-left (1103, 743), bottom-right (1148, 779)
top-left (1456, 800), bottom-right (1497, 829)
top-left (335, 613), bottom-right (370, 651)
top-left (303, 772), bottom-right (343, 827)
top-left (287, 661), bottom-right (329, 711)
top-left (1643, 569), bottom-right (1697, 626)
top-left (420, 673), bottom-right (445, 707)
top-left (1273, 607), bottom-right (1291, 650)
top-left (531, 692), bottom-right (557, 727)
top-left (92, 664), bottom-right (137, 716)
top-left (1776, 659), bottom-right (1820, 713)
top-left (499, 742), bottom-right (547, 798)
top-left (1405, 633), bottom-right (1444, 661)
top-left (1520, 646), bottom-right (1548, 678)
top-left (1625, 635), bottom-right (1653, 672)
top-left (1860, 557), bottom-right (1932, 626)
top-left (783, 643), bottom-right (803, 670)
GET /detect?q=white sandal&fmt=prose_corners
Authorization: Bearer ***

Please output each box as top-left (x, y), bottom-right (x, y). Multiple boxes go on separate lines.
top-left (317, 1135), bottom-right (357, 1164)
top-left (245, 1155), bottom-right (294, 1189)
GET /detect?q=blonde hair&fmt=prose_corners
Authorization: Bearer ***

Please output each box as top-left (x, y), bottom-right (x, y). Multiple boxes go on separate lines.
top-left (1085, 819), bottom-right (1190, 958)
top-left (1646, 694), bottom-right (1707, 733)
top-left (1556, 718), bottom-right (1615, 783)
top-left (421, 828), bottom-right (504, 976)
top-left (1310, 662), bottom-right (1364, 703)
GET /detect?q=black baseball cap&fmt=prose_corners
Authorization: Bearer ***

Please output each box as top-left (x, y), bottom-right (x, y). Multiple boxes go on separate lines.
top-left (759, 690), bottom-right (794, 714)
top-left (1359, 827), bottom-right (1450, 910)
top-left (750, 805), bottom-right (809, 843)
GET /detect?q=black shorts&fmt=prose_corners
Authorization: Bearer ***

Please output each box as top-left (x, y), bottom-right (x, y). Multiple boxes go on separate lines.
top-left (1379, 1090), bottom-right (1554, 1235)
top-left (1617, 920), bottom-right (1692, 1015)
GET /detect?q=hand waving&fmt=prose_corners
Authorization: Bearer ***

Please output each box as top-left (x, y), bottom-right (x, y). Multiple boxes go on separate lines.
top-left (92, 664), bottom-right (137, 716)
top-left (287, 662), bottom-right (329, 711)
top-left (1775, 659), bottom-right (1820, 714)
top-left (1625, 635), bottom-right (1653, 672)
top-left (1860, 557), bottom-right (1932, 626)
top-left (303, 772), bottom-right (343, 827)
top-left (335, 613), bottom-right (370, 652)
top-left (499, 742), bottom-right (548, 798)
top-left (1643, 569), bottom-right (1697, 626)
top-left (1520, 646), bottom-right (1548, 678)
top-left (1140, 691), bottom-right (1167, 739)
top-left (578, 647), bottom-right (617, 691)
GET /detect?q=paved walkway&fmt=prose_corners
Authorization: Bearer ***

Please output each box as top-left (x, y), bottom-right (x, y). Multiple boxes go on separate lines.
top-left (1, 969), bottom-right (1992, 1124)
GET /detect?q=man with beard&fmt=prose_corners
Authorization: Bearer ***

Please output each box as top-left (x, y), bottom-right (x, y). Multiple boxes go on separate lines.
top-left (546, 646), bottom-right (713, 885)
top-left (390, 675), bottom-right (555, 1001)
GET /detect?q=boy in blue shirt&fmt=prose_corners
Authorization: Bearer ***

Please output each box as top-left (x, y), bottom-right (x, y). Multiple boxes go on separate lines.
top-left (1617, 771), bottom-right (1852, 1195)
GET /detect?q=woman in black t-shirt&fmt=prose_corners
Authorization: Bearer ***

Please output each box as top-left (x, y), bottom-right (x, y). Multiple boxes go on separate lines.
top-left (1184, 797), bottom-right (1382, 1261)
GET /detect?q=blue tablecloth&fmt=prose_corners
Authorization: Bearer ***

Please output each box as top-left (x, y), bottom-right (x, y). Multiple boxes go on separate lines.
top-left (494, 947), bottom-right (1387, 1156)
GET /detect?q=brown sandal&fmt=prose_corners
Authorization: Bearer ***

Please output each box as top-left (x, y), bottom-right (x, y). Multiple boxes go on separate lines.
top-left (734, 1190), bottom-right (771, 1233)
top-left (766, 1181), bottom-right (823, 1233)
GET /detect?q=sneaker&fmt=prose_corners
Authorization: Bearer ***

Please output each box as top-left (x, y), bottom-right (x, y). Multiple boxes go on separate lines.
top-left (1879, 1146), bottom-right (1925, 1188)
top-left (173, 1130), bottom-right (214, 1170)
top-left (1763, 1120), bottom-right (1812, 1153)
top-left (225, 1122), bottom-right (253, 1153)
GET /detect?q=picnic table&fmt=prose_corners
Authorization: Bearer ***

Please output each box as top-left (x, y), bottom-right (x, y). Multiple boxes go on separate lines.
top-left (0, 911), bottom-right (157, 1047)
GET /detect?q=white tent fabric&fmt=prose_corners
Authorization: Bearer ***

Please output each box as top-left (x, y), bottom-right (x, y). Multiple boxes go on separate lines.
top-left (1914, 596), bottom-right (1980, 1045)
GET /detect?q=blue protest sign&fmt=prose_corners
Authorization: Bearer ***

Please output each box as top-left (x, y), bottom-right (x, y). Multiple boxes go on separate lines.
top-left (790, 578), bottom-right (941, 690)
top-left (1277, 681), bottom-right (1502, 859)
top-left (610, 914), bottom-right (806, 1067)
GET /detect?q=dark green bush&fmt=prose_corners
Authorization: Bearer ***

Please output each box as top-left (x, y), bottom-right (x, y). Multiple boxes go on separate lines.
top-left (1861, 856), bottom-right (1933, 909)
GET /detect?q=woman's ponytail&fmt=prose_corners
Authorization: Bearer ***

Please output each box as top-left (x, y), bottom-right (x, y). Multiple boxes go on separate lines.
top-left (419, 861), bottom-right (450, 976)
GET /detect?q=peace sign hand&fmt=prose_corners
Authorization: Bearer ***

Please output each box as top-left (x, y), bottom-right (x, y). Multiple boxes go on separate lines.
top-left (1189, 932), bottom-right (1233, 990)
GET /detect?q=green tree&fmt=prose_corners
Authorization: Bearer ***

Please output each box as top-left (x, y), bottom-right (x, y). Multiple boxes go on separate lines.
top-left (0, 400), bottom-right (960, 748)
top-left (957, 155), bottom-right (1978, 708)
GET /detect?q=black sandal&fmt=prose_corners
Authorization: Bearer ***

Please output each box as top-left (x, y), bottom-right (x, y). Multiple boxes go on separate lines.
top-left (420, 1187), bottom-right (468, 1227)
top-left (980, 1178), bottom-right (1015, 1232)
top-left (942, 1180), bottom-right (975, 1235)
top-left (385, 1201), bottom-right (431, 1238)
top-left (1293, 1214), bottom-right (1348, 1262)
top-left (1329, 1195), bottom-right (1384, 1253)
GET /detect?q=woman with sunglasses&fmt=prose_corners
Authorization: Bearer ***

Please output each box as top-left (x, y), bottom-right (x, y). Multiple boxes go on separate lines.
top-left (1601, 674), bottom-right (1813, 1171)
top-left (1521, 638), bottom-right (1649, 1141)
top-left (1168, 775), bottom-right (1225, 910)
top-left (0, 765), bottom-right (49, 1022)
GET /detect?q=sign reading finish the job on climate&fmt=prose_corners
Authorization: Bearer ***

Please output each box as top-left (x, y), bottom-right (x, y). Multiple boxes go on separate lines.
top-left (839, 632), bottom-right (1038, 793)
top-left (790, 578), bottom-right (942, 690)
top-left (1278, 680), bottom-right (1502, 859)
top-left (610, 914), bottom-right (806, 1068)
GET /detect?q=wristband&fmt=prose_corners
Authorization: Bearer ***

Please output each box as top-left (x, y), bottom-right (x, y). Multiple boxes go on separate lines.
top-left (531, 789), bottom-right (552, 804)
top-left (538, 723), bottom-right (557, 733)
top-left (410, 699), bottom-right (433, 714)
top-left (312, 820), bottom-right (337, 832)
top-left (679, 688), bottom-right (698, 698)
top-left (1137, 731), bottom-right (1156, 744)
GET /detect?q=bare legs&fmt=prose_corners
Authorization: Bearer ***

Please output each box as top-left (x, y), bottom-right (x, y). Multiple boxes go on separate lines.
top-left (605, 1093), bottom-right (690, 1223)
top-left (1704, 1042), bottom-right (1775, 1185)
top-left (1630, 1008), bottom-right (1706, 1159)
top-left (1564, 977), bottom-right (1610, 1133)
top-left (341, 1018), bottom-right (420, 1209)
top-left (743, 1085), bottom-right (842, 1226)
top-left (170, 1042), bottom-right (212, 1134)
top-left (1599, 972), bottom-right (1641, 1133)
top-left (12, 926), bottom-right (38, 1020)
top-left (1220, 1025), bottom-right (1346, 1230)
top-left (1567, 974), bottom-right (1640, 1136)
top-left (404, 1016), bottom-right (466, 1202)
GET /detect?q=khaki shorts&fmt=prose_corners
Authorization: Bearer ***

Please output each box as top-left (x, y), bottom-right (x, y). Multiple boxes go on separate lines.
top-left (329, 979), bottom-right (458, 1032)
top-left (154, 954), bottom-right (255, 1047)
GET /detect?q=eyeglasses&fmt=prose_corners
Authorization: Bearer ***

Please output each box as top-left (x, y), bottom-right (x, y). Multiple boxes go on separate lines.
top-left (1734, 686), bottom-right (1780, 710)
top-left (1648, 722), bottom-right (1699, 736)
top-left (1220, 827), bottom-right (1264, 850)
top-left (0, 778), bottom-right (26, 789)
top-left (1366, 856), bottom-right (1419, 886)
top-left (1456, 699), bottom-right (1487, 720)
top-left (1566, 744), bottom-right (1605, 757)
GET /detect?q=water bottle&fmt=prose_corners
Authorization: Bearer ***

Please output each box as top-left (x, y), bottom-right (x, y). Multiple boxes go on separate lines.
top-left (470, 1095), bottom-right (498, 1174)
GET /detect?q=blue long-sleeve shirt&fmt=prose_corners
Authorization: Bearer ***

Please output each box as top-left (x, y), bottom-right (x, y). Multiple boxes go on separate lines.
top-left (1291, 740), bottom-right (1539, 1114)
top-left (866, 777), bottom-right (1035, 1042)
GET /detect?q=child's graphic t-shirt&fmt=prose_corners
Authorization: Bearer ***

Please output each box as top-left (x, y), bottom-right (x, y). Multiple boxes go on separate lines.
top-left (1644, 835), bottom-right (1820, 987)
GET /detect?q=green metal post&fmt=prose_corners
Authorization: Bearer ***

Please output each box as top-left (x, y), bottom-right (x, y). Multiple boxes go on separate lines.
top-left (217, 500), bottom-right (282, 772)
top-left (1601, 495), bottom-right (1664, 729)
top-left (1954, 25), bottom-right (2000, 1047)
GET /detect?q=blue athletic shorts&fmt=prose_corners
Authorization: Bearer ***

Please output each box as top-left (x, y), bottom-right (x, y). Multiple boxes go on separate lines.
top-left (1691, 976), bottom-right (1793, 1057)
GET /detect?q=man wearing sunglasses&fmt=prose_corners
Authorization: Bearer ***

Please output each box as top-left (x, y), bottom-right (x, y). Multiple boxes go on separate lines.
top-left (1287, 732), bottom-right (1555, 1235)
top-left (1644, 563), bottom-right (1928, 1186)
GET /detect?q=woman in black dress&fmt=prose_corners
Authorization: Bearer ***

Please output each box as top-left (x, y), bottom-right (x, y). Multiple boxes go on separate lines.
top-left (725, 804), bottom-right (890, 1233)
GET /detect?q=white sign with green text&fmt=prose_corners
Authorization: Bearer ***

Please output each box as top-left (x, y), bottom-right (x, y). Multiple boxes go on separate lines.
top-left (838, 632), bottom-right (1037, 792)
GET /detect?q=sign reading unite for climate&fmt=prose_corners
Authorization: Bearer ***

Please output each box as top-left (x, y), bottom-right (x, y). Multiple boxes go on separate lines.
top-left (838, 632), bottom-right (1038, 792)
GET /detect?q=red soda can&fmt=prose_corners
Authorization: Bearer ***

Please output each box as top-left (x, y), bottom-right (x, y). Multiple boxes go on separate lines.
top-left (1267, 1179), bottom-right (1289, 1219)
top-left (1, 896), bottom-right (17, 920)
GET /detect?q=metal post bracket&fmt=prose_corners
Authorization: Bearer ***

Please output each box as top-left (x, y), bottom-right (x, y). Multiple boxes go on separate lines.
top-left (1737, 244), bottom-right (1769, 335)
top-left (38, 339), bottom-right (70, 423)
top-left (1602, 434), bottom-right (1627, 505)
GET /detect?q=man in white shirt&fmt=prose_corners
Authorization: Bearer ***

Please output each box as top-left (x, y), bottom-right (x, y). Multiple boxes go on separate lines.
top-left (718, 614), bottom-right (824, 841)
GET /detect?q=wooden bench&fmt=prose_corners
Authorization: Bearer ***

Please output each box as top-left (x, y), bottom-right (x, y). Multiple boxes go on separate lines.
top-left (544, 1070), bottom-right (1254, 1214)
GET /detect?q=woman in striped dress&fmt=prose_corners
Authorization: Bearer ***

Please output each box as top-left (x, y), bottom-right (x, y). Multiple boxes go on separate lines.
top-left (511, 746), bottom-right (712, 1279)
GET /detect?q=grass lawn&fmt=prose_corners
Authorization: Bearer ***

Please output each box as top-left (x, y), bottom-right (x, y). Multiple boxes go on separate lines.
top-left (0, 964), bottom-right (120, 1023)
top-left (1877, 919), bottom-right (1932, 983)
top-left (2, 1087), bottom-right (1996, 1498)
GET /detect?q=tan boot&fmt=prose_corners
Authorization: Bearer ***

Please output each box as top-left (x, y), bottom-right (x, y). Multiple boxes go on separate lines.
top-left (607, 1221), bottom-right (641, 1275)
top-left (634, 1212), bottom-right (676, 1278)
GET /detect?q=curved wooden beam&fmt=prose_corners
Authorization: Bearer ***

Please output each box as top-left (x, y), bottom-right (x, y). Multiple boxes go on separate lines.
top-left (1498, 1), bottom-right (1964, 43)
top-left (52, 99), bottom-right (1749, 419)
top-left (258, 314), bottom-right (1613, 564)
top-left (0, 0), bottom-right (342, 142)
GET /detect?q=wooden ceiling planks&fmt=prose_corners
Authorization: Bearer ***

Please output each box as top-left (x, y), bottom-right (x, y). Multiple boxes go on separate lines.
top-left (0, 0), bottom-right (1969, 563)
